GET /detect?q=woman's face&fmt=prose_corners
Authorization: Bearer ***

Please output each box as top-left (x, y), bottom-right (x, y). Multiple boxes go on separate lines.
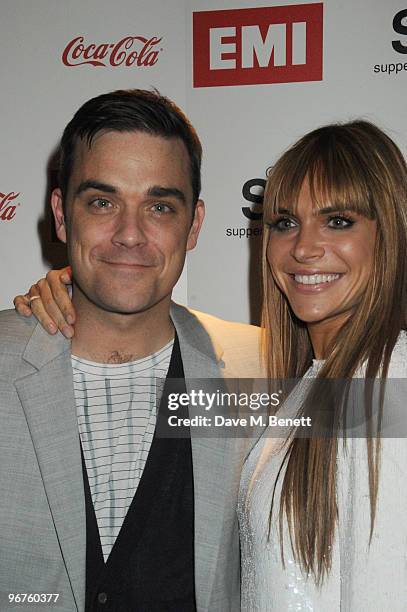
top-left (266, 179), bottom-right (377, 347)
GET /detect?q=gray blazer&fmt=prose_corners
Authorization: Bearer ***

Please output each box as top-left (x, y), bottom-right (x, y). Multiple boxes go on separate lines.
top-left (0, 304), bottom-right (262, 612)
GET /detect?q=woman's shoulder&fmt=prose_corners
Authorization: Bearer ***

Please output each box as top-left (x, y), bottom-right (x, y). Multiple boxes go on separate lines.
top-left (387, 330), bottom-right (407, 377)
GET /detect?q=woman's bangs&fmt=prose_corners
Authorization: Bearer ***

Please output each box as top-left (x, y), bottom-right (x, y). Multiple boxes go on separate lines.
top-left (307, 152), bottom-right (375, 218)
top-left (264, 158), bottom-right (308, 222)
top-left (270, 154), bottom-right (375, 220)
top-left (264, 132), bottom-right (378, 222)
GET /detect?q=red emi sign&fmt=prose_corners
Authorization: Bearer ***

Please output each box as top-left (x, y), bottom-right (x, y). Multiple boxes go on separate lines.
top-left (193, 3), bottom-right (323, 87)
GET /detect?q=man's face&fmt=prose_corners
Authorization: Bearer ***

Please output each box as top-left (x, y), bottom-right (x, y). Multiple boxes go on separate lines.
top-left (51, 131), bottom-right (204, 315)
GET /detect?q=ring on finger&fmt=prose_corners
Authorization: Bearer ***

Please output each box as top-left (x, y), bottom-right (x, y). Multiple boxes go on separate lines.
top-left (28, 296), bottom-right (41, 305)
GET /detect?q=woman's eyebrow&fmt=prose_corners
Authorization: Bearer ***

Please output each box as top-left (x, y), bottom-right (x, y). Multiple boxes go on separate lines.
top-left (317, 205), bottom-right (357, 214)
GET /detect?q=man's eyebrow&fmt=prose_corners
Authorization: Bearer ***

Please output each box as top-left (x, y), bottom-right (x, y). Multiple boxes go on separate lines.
top-left (73, 181), bottom-right (187, 204)
top-left (74, 180), bottom-right (118, 197)
top-left (147, 185), bottom-right (186, 204)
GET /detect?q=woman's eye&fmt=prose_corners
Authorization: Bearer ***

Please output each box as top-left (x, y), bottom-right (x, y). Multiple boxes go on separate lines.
top-left (327, 215), bottom-right (354, 229)
top-left (269, 217), bottom-right (297, 231)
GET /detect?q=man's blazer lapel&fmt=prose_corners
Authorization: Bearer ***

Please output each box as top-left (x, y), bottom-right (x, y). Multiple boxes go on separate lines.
top-left (14, 324), bottom-right (86, 612)
top-left (171, 303), bottom-right (236, 612)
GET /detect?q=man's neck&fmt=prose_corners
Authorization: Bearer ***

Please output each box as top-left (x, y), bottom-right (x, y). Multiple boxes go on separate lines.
top-left (70, 293), bottom-right (174, 364)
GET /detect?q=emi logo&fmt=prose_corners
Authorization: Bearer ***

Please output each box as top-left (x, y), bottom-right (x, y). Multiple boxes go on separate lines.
top-left (193, 3), bottom-right (323, 87)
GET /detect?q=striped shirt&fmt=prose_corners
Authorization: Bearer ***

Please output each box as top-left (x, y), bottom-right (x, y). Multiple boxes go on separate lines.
top-left (72, 340), bottom-right (173, 561)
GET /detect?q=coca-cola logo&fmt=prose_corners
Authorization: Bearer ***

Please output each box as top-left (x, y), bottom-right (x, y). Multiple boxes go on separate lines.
top-left (0, 192), bottom-right (19, 221)
top-left (62, 35), bottom-right (163, 67)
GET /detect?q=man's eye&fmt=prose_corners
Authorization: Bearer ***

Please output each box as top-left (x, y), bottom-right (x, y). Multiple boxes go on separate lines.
top-left (90, 198), bottom-right (112, 210)
top-left (151, 202), bottom-right (173, 214)
top-left (327, 215), bottom-right (354, 229)
top-left (269, 217), bottom-right (297, 232)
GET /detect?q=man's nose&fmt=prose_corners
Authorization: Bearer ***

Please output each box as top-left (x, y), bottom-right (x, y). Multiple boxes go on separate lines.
top-left (111, 209), bottom-right (148, 248)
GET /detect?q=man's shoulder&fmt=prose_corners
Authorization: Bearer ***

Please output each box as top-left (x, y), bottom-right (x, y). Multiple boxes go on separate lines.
top-left (189, 308), bottom-right (261, 346)
top-left (0, 310), bottom-right (41, 381)
top-left (171, 302), bottom-right (260, 346)
top-left (170, 302), bottom-right (263, 377)
top-left (0, 309), bottom-right (38, 351)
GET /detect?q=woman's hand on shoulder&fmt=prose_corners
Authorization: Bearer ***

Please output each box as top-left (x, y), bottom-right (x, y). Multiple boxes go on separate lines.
top-left (13, 266), bottom-right (75, 338)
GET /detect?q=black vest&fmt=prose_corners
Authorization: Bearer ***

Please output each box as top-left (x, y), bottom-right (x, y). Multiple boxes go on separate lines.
top-left (82, 336), bottom-right (196, 611)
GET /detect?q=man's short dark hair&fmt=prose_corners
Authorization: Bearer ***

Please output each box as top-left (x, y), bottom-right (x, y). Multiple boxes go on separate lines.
top-left (58, 89), bottom-right (202, 210)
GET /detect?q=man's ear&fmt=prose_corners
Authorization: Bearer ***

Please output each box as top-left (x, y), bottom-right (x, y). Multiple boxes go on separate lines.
top-left (186, 199), bottom-right (205, 251)
top-left (51, 188), bottom-right (67, 244)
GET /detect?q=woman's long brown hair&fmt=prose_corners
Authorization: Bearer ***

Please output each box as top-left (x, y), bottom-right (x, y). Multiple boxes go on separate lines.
top-left (261, 121), bottom-right (407, 583)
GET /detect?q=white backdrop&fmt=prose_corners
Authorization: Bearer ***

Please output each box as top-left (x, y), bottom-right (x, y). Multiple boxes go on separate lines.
top-left (2, 0), bottom-right (407, 324)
